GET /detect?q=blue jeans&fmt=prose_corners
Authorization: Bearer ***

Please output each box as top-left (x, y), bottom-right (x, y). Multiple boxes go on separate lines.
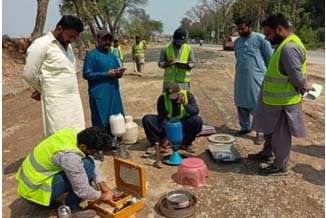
top-left (51, 157), bottom-right (95, 209)
top-left (237, 107), bottom-right (256, 131)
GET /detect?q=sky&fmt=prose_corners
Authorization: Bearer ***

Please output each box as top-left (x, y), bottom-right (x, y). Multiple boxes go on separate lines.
top-left (3, 0), bottom-right (199, 37)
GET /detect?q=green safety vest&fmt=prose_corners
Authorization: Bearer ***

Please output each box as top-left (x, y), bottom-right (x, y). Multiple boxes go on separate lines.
top-left (263, 34), bottom-right (307, 105)
top-left (163, 89), bottom-right (189, 120)
top-left (164, 42), bottom-right (192, 83)
top-left (132, 41), bottom-right (145, 57)
top-left (110, 45), bottom-right (124, 61)
top-left (15, 128), bottom-right (85, 206)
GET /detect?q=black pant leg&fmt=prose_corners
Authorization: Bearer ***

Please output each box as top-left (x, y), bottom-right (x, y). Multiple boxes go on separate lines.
top-left (142, 114), bottom-right (164, 146)
top-left (181, 115), bottom-right (203, 145)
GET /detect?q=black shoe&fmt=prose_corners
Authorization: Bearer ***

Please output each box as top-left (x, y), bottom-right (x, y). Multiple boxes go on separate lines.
top-left (259, 165), bottom-right (289, 176)
top-left (247, 151), bottom-right (273, 164)
top-left (235, 129), bottom-right (252, 136)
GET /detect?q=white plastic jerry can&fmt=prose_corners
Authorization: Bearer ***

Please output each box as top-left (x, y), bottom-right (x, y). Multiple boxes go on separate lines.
top-left (122, 115), bottom-right (139, 144)
top-left (109, 113), bottom-right (126, 137)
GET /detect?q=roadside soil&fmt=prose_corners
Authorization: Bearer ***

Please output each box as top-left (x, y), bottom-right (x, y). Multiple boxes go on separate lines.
top-left (2, 43), bottom-right (325, 218)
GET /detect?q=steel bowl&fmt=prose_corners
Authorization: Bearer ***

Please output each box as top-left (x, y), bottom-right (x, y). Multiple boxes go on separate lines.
top-left (159, 191), bottom-right (197, 218)
top-left (165, 190), bottom-right (193, 209)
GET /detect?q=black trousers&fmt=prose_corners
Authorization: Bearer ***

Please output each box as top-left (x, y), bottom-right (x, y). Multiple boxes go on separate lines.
top-left (142, 115), bottom-right (203, 146)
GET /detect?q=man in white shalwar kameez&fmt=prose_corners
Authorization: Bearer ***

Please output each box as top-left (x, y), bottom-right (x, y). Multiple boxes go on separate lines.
top-left (23, 15), bottom-right (85, 137)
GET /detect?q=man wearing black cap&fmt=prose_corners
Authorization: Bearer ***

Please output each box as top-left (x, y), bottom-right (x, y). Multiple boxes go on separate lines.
top-left (16, 127), bottom-right (114, 216)
top-left (142, 82), bottom-right (203, 154)
top-left (158, 28), bottom-right (195, 91)
top-left (83, 30), bottom-right (126, 134)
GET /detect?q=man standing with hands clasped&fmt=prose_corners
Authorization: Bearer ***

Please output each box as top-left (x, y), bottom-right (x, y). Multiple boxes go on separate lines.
top-left (234, 16), bottom-right (272, 144)
top-left (83, 30), bottom-right (125, 136)
top-left (23, 15), bottom-right (85, 137)
top-left (251, 14), bottom-right (315, 176)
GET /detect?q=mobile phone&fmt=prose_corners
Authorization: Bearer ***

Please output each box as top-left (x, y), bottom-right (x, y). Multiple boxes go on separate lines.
top-left (118, 67), bottom-right (127, 72)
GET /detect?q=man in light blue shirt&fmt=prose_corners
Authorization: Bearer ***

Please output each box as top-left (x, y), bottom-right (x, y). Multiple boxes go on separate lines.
top-left (234, 17), bottom-right (272, 144)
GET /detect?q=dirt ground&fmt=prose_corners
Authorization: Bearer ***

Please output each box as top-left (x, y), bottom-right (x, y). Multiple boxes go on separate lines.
top-left (2, 43), bottom-right (325, 218)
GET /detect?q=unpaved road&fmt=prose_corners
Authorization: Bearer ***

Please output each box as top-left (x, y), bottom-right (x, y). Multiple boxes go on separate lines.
top-left (2, 44), bottom-right (325, 218)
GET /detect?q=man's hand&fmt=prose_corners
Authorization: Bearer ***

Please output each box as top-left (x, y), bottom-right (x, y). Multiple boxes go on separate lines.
top-left (31, 90), bottom-right (41, 101)
top-left (307, 84), bottom-right (316, 91)
top-left (179, 92), bottom-right (187, 106)
top-left (99, 182), bottom-right (113, 201)
top-left (108, 69), bottom-right (119, 78)
top-left (163, 59), bottom-right (176, 68)
top-left (98, 181), bottom-right (110, 193)
top-left (116, 68), bottom-right (126, 78)
top-left (100, 189), bottom-right (114, 201)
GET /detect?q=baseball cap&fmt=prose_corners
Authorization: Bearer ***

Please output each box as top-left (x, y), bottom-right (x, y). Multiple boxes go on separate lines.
top-left (165, 82), bottom-right (180, 100)
top-left (173, 28), bottom-right (186, 40)
top-left (97, 30), bottom-right (113, 40)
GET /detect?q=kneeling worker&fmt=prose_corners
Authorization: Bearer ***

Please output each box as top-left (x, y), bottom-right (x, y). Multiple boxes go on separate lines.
top-left (16, 127), bottom-right (114, 211)
top-left (142, 82), bottom-right (203, 154)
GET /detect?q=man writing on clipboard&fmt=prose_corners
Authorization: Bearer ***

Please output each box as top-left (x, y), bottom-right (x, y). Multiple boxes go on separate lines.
top-left (158, 28), bottom-right (195, 91)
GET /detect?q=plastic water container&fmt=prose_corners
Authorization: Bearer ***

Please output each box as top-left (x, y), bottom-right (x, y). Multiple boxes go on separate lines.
top-left (109, 113), bottom-right (126, 137)
top-left (122, 115), bottom-right (138, 144)
top-left (165, 121), bottom-right (183, 145)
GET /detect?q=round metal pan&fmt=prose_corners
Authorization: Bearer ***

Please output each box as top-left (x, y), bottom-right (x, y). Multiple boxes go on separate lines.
top-left (207, 134), bottom-right (235, 144)
top-left (159, 192), bottom-right (197, 218)
top-left (165, 190), bottom-right (193, 209)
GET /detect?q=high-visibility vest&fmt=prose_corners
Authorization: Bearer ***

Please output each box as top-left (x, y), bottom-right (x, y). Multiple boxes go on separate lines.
top-left (263, 35), bottom-right (307, 105)
top-left (15, 128), bottom-right (85, 206)
top-left (164, 42), bottom-right (192, 83)
top-left (110, 45), bottom-right (124, 61)
top-left (132, 41), bottom-right (145, 57)
top-left (163, 89), bottom-right (189, 120)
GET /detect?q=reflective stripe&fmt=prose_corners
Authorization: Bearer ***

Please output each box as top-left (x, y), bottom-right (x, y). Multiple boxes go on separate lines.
top-left (263, 90), bottom-right (299, 97)
top-left (264, 76), bottom-right (289, 84)
top-left (20, 167), bottom-right (52, 192)
top-left (176, 44), bottom-right (185, 60)
top-left (29, 152), bottom-right (54, 176)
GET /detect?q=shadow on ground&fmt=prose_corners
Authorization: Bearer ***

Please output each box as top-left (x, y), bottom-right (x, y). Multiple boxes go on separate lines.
top-left (3, 157), bottom-right (24, 174)
top-left (292, 163), bottom-right (325, 186)
top-left (9, 198), bottom-right (57, 218)
top-left (214, 124), bottom-right (256, 141)
top-left (293, 144), bottom-right (325, 159)
top-left (197, 151), bottom-right (259, 176)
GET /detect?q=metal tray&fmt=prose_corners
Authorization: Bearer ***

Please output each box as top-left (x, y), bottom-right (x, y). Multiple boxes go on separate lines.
top-left (207, 143), bottom-right (241, 162)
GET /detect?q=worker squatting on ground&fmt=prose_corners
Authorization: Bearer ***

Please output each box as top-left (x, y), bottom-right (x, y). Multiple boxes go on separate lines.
top-left (15, 127), bottom-right (114, 216)
top-left (234, 16), bottom-right (273, 144)
top-left (142, 82), bottom-right (203, 154)
top-left (250, 13), bottom-right (315, 176)
top-left (23, 15), bottom-right (85, 137)
top-left (132, 36), bottom-right (146, 76)
top-left (158, 28), bottom-right (195, 91)
top-left (83, 30), bottom-right (125, 136)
